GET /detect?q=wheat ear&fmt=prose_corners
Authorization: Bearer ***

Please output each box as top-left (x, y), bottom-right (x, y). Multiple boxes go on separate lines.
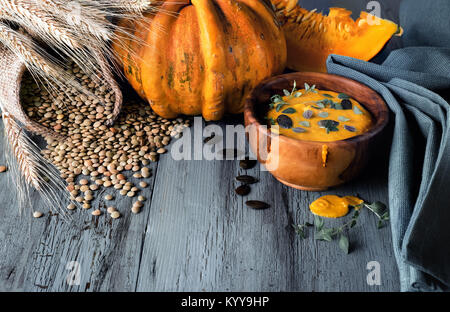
top-left (0, 0), bottom-right (79, 49)
top-left (2, 112), bottom-right (72, 218)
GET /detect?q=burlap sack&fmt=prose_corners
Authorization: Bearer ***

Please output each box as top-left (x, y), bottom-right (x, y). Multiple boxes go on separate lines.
top-left (0, 45), bottom-right (123, 140)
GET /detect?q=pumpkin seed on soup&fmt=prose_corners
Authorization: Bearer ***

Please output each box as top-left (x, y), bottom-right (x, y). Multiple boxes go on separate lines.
top-left (303, 110), bottom-right (313, 119)
top-left (266, 86), bottom-right (373, 142)
top-left (344, 125), bottom-right (357, 132)
top-left (292, 127), bottom-right (307, 133)
top-left (276, 115), bottom-right (293, 129)
top-left (341, 99), bottom-right (353, 110)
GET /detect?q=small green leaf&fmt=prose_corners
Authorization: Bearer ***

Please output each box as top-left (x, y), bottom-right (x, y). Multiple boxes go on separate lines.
top-left (293, 224), bottom-right (306, 238)
top-left (353, 105), bottom-right (363, 115)
top-left (282, 108), bottom-right (296, 114)
top-left (377, 220), bottom-right (384, 229)
top-left (314, 215), bottom-right (324, 232)
top-left (276, 103), bottom-right (287, 112)
top-left (291, 81), bottom-right (297, 94)
top-left (322, 94), bottom-right (333, 98)
top-left (299, 121), bottom-right (310, 127)
top-left (294, 92), bottom-right (302, 98)
top-left (315, 102), bottom-right (326, 109)
top-left (339, 235), bottom-right (350, 254)
top-left (332, 103), bottom-right (344, 110)
top-left (318, 112), bottom-right (329, 118)
top-left (315, 228), bottom-right (333, 241)
top-left (271, 95), bottom-right (283, 103)
top-left (338, 93), bottom-right (350, 100)
top-left (283, 89), bottom-right (291, 97)
top-left (365, 201), bottom-right (387, 215)
top-left (338, 116), bottom-right (351, 122)
top-left (304, 83), bottom-right (310, 91)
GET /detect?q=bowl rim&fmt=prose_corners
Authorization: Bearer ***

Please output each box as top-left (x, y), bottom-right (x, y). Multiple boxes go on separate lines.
top-left (244, 72), bottom-right (390, 146)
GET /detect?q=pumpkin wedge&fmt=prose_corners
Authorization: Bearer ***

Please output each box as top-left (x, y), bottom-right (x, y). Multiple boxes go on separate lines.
top-left (113, 0), bottom-right (286, 121)
top-left (271, 0), bottom-right (403, 72)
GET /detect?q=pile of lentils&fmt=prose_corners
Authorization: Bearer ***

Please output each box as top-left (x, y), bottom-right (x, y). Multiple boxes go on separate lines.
top-left (20, 62), bottom-right (190, 219)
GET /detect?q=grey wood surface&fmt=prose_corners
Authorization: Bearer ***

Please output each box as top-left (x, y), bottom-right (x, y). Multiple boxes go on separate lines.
top-left (0, 0), bottom-right (402, 292)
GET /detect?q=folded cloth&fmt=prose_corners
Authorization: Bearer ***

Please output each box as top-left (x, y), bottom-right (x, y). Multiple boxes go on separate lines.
top-left (326, 0), bottom-right (450, 292)
top-left (327, 47), bottom-right (450, 291)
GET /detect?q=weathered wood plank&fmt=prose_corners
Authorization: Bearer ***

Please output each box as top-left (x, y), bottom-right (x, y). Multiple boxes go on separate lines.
top-left (134, 120), bottom-right (399, 292)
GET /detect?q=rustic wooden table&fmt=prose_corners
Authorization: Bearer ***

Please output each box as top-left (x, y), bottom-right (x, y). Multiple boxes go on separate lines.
top-left (0, 0), bottom-right (402, 292)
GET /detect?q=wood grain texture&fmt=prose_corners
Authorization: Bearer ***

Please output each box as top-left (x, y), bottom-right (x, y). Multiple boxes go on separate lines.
top-left (0, 0), bottom-right (401, 292)
top-left (0, 117), bottom-right (399, 292)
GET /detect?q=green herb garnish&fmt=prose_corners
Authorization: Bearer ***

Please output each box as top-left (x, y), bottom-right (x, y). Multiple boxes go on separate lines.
top-left (338, 116), bottom-right (351, 122)
top-left (353, 105), bottom-right (363, 115)
top-left (282, 108), bottom-right (296, 114)
top-left (293, 200), bottom-right (389, 254)
top-left (299, 121), bottom-right (310, 127)
top-left (338, 93), bottom-right (350, 100)
top-left (305, 83), bottom-right (318, 94)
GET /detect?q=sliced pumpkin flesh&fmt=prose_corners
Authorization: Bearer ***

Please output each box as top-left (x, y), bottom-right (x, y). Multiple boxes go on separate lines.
top-left (271, 0), bottom-right (402, 72)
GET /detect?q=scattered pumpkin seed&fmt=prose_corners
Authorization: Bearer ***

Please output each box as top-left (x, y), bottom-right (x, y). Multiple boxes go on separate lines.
top-left (239, 158), bottom-right (257, 170)
top-left (236, 175), bottom-right (258, 184)
top-left (235, 185), bottom-right (251, 196)
top-left (276, 115), bottom-right (293, 129)
top-left (245, 200), bottom-right (270, 210)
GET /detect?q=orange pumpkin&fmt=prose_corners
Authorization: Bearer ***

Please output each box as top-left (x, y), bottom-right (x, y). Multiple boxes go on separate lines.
top-left (113, 0), bottom-right (287, 121)
top-left (271, 0), bottom-right (403, 73)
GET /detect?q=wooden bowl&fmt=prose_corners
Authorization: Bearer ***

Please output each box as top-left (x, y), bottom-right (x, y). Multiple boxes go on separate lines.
top-left (244, 72), bottom-right (389, 191)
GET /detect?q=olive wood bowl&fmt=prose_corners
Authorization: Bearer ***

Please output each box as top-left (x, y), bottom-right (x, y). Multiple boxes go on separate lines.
top-left (244, 72), bottom-right (389, 191)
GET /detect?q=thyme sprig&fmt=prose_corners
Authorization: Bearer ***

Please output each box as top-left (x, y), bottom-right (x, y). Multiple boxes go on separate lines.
top-left (293, 200), bottom-right (389, 254)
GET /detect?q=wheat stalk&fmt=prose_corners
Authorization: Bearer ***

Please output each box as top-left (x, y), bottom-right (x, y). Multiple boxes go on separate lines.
top-left (0, 23), bottom-right (91, 98)
top-left (0, 0), bottom-right (163, 215)
top-left (0, 23), bottom-right (62, 82)
top-left (0, 0), bottom-right (79, 49)
top-left (2, 111), bottom-right (72, 218)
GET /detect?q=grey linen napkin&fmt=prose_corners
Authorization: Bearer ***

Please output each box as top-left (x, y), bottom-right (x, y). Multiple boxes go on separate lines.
top-left (326, 0), bottom-right (450, 292)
